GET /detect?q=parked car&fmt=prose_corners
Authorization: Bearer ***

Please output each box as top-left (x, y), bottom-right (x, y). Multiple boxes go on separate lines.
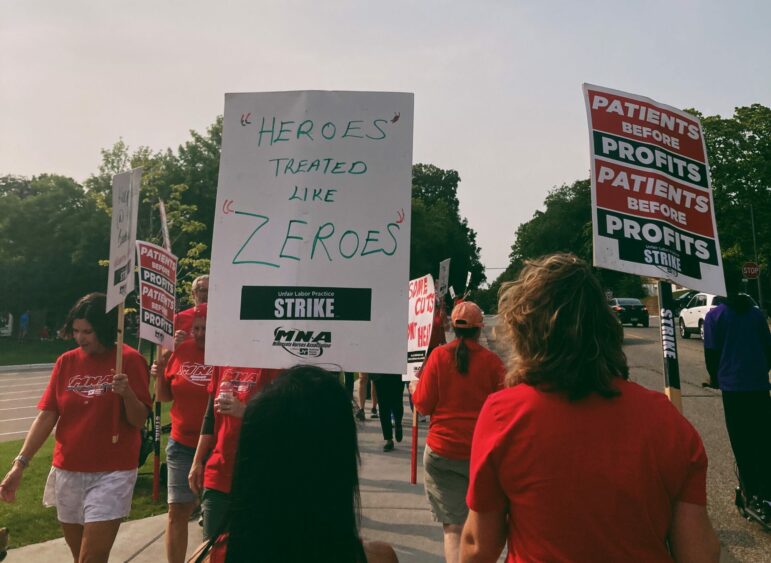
top-left (673, 289), bottom-right (698, 317)
top-left (609, 298), bottom-right (649, 327)
top-left (678, 292), bottom-right (758, 339)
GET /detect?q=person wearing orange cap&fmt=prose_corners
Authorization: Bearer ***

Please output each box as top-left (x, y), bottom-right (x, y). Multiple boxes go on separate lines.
top-left (410, 300), bottom-right (504, 563)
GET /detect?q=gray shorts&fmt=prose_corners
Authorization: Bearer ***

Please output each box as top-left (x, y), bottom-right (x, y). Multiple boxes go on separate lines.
top-left (423, 445), bottom-right (470, 525)
top-left (166, 437), bottom-right (197, 504)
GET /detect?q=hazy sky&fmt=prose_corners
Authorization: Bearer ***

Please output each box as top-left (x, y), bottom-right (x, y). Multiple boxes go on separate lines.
top-left (2, 0), bottom-right (769, 279)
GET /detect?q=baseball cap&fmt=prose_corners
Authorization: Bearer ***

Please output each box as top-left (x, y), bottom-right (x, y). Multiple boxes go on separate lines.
top-left (451, 301), bottom-right (483, 328)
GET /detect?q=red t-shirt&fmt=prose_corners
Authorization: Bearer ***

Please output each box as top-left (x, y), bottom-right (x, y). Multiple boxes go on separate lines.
top-left (204, 366), bottom-right (282, 493)
top-left (164, 340), bottom-right (214, 448)
top-left (467, 380), bottom-right (708, 562)
top-left (413, 339), bottom-right (505, 460)
top-left (38, 345), bottom-right (152, 472)
top-left (173, 306), bottom-right (196, 341)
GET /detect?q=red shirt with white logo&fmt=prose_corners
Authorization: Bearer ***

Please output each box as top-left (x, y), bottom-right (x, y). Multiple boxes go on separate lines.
top-left (204, 367), bottom-right (282, 493)
top-left (164, 340), bottom-right (214, 448)
top-left (38, 345), bottom-right (152, 472)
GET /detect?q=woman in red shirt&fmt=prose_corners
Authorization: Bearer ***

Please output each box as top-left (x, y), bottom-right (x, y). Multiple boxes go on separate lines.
top-left (0, 293), bottom-right (151, 563)
top-left (411, 300), bottom-right (504, 563)
top-left (461, 253), bottom-right (720, 562)
top-left (156, 303), bottom-right (212, 563)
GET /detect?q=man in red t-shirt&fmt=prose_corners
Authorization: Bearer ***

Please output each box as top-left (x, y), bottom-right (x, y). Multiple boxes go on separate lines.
top-left (189, 366), bottom-right (281, 540)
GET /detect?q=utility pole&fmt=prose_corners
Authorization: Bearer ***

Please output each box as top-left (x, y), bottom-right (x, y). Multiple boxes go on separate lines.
top-left (750, 204), bottom-right (764, 310)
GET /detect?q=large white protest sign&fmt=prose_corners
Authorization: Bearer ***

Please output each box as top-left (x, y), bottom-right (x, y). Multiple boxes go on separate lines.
top-left (136, 241), bottom-right (177, 350)
top-left (106, 169), bottom-right (141, 312)
top-left (583, 84), bottom-right (724, 295)
top-left (207, 91), bottom-right (414, 371)
top-left (405, 274), bottom-right (435, 381)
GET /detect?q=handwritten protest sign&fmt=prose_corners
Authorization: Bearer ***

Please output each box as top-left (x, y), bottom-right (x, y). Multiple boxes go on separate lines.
top-left (136, 241), bottom-right (177, 350)
top-left (207, 91), bottom-right (414, 371)
top-left (405, 274), bottom-right (435, 381)
top-left (106, 169), bottom-right (141, 312)
top-left (583, 85), bottom-right (724, 295)
top-left (437, 258), bottom-right (451, 298)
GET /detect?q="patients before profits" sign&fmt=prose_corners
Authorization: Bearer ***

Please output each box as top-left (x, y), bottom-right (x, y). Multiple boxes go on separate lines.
top-left (583, 84), bottom-right (725, 295)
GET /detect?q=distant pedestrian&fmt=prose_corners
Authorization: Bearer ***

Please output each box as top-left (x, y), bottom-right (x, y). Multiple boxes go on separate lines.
top-left (411, 300), bottom-right (504, 563)
top-left (18, 310), bottom-right (29, 341)
top-left (461, 254), bottom-right (719, 562)
top-left (370, 373), bottom-right (404, 451)
top-left (704, 269), bottom-right (771, 519)
top-left (0, 293), bottom-right (151, 563)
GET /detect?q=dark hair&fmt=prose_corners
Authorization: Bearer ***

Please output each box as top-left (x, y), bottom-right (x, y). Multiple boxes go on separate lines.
top-left (453, 327), bottom-right (481, 374)
top-left (62, 293), bottom-right (117, 348)
top-left (724, 267), bottom-right (753, 313)
top-left (498, 253), bottom-right (628, 400)
top-left (225, 365), bottom-right (365, 563)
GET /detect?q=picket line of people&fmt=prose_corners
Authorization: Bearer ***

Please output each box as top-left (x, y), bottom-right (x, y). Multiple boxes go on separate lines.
top-left (2, 253), bottom-right (752, 563)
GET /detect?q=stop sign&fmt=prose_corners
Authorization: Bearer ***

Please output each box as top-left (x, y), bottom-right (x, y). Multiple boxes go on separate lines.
top-left (742, 262), bottom-right (760, 279)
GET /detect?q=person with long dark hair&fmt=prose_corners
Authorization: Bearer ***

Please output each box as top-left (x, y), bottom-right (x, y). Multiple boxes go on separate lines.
top-left (704, 269), bottom-right (771, 519)
top-left (196, 365), bottom-right (397, 563)
top-left (0, 293), bottom-right (152, 563)
top-left (461, 254), bottom-right (720, 562)
top-left (410, 301), bottom-right (504, 563)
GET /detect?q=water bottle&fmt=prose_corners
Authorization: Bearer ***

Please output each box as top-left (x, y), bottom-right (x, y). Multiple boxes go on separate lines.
top-left (218, 380), bottom-right (234, 402)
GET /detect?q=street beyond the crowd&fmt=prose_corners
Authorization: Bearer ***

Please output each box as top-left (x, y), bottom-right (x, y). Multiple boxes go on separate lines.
top-left (2, 317), bottom-right (769, 561)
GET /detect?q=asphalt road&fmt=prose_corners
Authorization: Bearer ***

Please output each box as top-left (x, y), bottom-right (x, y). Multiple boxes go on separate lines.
top-left (484, 315), bottom-right (769, 563)
top-left (0, 369), bottom-right (50, 442)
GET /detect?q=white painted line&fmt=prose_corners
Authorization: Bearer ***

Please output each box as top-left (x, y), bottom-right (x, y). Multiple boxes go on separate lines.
top-left (0, 389), bottom-right (48, 396)
top-left (0, 416), bottom-right (36, 422)
top-left (0, 376), bottom-right (49, 383)
top-left (2, 382), bottom-right (49, 389)
top-left (0, 430), bottom-right (28, 436)
top-left (0, 396), bottom-right (39, 402)
top-left (0, 406), bottom-right (38, 412)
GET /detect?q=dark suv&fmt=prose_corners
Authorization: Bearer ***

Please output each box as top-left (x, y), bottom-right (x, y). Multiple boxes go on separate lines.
top-left (609, 298), bottom-right (649, 327)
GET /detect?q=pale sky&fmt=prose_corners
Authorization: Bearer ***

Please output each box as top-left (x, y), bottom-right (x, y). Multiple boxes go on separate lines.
top-left (2, 0), bottom-right (769, 279)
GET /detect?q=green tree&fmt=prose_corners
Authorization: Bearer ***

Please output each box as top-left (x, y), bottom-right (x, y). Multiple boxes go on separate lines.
top-left (410, 164), bottom-right (485, 295)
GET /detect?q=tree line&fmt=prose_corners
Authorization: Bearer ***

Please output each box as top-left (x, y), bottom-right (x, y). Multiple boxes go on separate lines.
top-left (0, 119), bottom-right (483, 332)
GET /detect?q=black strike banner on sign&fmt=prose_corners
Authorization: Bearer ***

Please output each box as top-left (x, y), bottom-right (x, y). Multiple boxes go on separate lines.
top-left (240, 286), bottom-right (372, 321)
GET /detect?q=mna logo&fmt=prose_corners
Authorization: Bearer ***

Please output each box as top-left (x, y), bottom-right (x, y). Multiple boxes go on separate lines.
top-left (272, 327), bottom-right (332, 358)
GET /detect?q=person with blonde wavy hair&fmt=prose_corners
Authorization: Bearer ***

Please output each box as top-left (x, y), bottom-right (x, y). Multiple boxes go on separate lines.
top-left (460, 253), bottom-right (720, 563)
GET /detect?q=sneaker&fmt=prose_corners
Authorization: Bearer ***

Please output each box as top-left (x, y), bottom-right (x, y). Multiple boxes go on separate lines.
top-left (370, 408), bottom-right (379, 419)
top-left (383, 440), bottom-right (394, 452)
top-left (395, 424), bottom-right (403, 443)
top-left (355, 408), bottom-right (365, 421)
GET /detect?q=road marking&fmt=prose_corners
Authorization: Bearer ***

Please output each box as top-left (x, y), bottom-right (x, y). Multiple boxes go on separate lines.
top-left (0, 396), bottom-right (40, 402)
top-left (0, 376), bottom-right (49, 383)
top-left (0, 416), bottom-right (36, 422)
top-left (0, 405), bottom-right (38, 412)
top-left (0, 430), bottom-right (28, 437)
top-left (0, 389), bottom-right (47, 396)
top-left (2, 381), bottom-right (48, 389)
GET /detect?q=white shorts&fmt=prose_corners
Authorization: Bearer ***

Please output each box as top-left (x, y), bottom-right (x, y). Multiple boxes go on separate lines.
top-left (43, 467), bottom-right (138, 525)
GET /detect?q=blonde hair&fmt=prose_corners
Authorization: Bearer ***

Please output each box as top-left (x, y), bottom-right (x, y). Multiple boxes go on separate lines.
top-left (497, 253), bottom-right (628, 400)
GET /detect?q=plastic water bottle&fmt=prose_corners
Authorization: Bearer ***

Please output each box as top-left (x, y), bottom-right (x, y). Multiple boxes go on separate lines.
top-left (218, 380), bottom-right (234, 402)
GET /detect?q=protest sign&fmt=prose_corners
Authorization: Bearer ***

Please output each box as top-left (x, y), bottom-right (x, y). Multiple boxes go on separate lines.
top-left (583, 84), bottom-right (724, 296)
top-left (136, 241), bottom-right (177, 350)
top-left (106, 169), bottom-right (142, 312)
top-left (207, 91), bottom-right (414, 371)
top-left (437, 258), bottom-right (451, 298)
top-left (405, 274), bottom-right (435, 381)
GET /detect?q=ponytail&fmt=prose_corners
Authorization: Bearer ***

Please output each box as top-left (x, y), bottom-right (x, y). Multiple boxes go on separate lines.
top-left (455, 337), bottom-right (470, 374)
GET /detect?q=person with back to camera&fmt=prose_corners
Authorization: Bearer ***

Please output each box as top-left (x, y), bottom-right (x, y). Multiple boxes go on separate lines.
top-left (703, 269), bottom-right (771, 521)
top-left (155, 303), bottom-right (213, 563)
top-left (410, 300), bottom-right (504, 563)
top-left (460, 253), bottom-right (721, 563)
top-left (191, 365), bottom-right (398, 563)
top-left (188, 363), bottom-right (282, 541)
top-left (0, 293), bottom-right (152, 563)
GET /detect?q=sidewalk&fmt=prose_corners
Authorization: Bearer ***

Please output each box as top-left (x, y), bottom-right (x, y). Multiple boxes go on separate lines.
top-left (7, 391), bottom-right (446, 562)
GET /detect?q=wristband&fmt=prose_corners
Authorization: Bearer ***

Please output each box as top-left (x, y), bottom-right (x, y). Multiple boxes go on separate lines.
top-left (13, 455), bottom-right (30, 469)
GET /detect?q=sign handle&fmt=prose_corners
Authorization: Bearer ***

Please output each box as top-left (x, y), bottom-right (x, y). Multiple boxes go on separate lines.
top-left (112, 302), bottom-right (125, 443)
top-left (410, 395), bottom-right (418, 485)
top-left (658, 281), bottom-right (682, 413)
